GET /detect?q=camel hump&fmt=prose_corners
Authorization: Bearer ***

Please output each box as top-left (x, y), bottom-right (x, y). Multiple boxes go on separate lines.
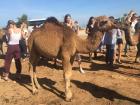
top-left (45, 17), bottom-right (61, 26)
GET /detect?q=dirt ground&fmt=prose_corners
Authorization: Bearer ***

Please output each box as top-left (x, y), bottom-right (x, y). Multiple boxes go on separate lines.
top-left (0, 30), bottom-right (140, 105)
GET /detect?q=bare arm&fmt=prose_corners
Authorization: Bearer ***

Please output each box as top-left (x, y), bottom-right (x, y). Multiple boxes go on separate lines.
top-left (19, 28), bottom-right (25, 39)
top-left (6, 28), bottom-right (12, 41)
top-left (76, 26), bottom-right (79, 34)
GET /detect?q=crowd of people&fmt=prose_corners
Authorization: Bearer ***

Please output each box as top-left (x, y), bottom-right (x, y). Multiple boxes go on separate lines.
top-left (0, 10), bottom-right (140, 81)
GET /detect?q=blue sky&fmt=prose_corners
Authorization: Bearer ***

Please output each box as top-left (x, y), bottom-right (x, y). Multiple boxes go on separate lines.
top-left (0, 0), bottom-right (140, 27)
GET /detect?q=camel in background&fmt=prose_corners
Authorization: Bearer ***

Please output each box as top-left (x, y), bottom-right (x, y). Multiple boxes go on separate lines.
top-left (0, 29), bottom-right (6, 55)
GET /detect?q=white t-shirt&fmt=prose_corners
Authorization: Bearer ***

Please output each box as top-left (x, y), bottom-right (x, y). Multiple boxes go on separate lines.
top-left (8, 30), bottom-right (21, 45)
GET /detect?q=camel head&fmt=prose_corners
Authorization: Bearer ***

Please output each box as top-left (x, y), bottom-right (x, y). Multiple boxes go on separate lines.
top-left (94, 16), bottom-right (117, 32)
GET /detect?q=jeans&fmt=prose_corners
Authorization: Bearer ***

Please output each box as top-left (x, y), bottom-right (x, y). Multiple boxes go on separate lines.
top-left (106, 44), bottom-right (115, 64)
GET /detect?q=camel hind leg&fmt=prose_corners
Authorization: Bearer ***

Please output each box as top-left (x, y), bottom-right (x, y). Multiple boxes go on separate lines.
top-left (0, 42), bottom-right (3, 55)
top-left (33, 65), bottom-right (41, 89)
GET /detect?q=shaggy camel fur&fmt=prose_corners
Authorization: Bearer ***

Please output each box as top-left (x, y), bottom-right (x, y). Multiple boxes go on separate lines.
top-left (0, 29), bottom-right (5, 55)
top-left (28, 16), bottom-right (117, 101)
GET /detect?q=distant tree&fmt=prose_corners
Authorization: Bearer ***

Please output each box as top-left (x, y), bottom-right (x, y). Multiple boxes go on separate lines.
top-left (17, 14), bottom-right (28, 27)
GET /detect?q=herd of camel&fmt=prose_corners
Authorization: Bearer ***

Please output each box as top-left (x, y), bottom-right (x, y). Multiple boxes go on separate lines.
top-left (0, 16), bottom-right (140, 101)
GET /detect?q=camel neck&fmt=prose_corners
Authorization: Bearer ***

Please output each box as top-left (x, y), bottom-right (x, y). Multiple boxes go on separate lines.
top-left (75, 36), bottom-right (90, 53)
top-left (75, 31), bottom-right (104, 53)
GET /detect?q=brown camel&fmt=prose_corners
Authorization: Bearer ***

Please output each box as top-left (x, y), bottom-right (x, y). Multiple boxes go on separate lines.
top-left (122, 21), bottom-right (140, 62)
top-left (121, 12), bottom-right (140, 48)
top-left (28, 16), bottom-right (117, 101)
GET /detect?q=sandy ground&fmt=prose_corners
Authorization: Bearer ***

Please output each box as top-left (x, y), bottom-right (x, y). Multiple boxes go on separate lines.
top-left (0, 30), bottom-right (140, 105)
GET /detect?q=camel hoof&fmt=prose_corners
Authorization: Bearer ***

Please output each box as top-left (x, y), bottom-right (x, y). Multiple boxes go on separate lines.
top-left (32, 89), bottom-right (38, 95)
top-left (65, 97), bottom-right (72, 102)
top-left (65, 92), bottom-right (72, 102)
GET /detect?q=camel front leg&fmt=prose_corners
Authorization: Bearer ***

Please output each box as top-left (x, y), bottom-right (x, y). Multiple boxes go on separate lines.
top-left (30, 65), bottom-right (38, 94)
top-left (63, 55), bottom-right (72, 101)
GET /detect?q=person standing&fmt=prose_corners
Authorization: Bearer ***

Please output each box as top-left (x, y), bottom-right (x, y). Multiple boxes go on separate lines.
top-left (86, 16), bottom-right (97, 61)
top-left (2, 20), bottom-right (23, 81)
top-left (104, 16), bottom-right (118, 66)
